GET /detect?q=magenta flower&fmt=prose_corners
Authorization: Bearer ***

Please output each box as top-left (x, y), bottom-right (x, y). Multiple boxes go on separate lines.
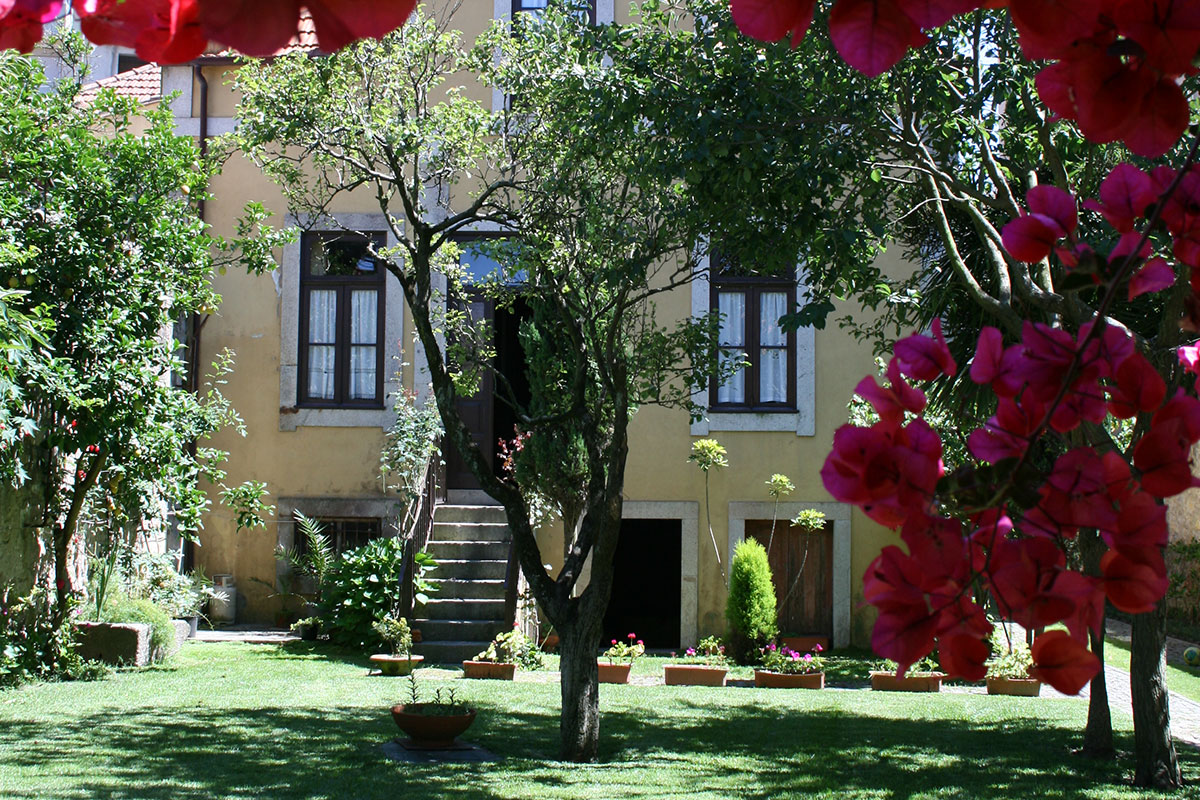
top-left (686, 647), bottom-right (696, 657)
top-left (814, 643), bottom-right (824, 652)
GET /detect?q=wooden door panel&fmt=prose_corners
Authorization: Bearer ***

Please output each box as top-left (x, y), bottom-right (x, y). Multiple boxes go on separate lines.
top-left (747, 520), bottom-right (833, 637)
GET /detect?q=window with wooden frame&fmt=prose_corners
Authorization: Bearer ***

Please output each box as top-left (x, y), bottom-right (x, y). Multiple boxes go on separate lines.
top-left (710, 256), bottom-right (797, 412)
top-left (295, 518), bottom-right (384, 556)
top-left (298, 231), bottom-right (386, 408)
top-left (511, 0), bottom-right (596, 24)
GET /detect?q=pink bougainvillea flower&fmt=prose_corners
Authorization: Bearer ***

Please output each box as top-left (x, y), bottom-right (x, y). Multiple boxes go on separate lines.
top-left (0, 0), bottom-right (61, 52)
top-left (1115, 0), bottom-right (1200, 75)
top-left (893, 318), bottom-right (956, 381)
top-left (200, 0), bottom-right (418, 58)
top-left (1029, 630), bottom-right (1100, 695)
top-left (1108, 351), bottom-right (1167, 419)
top-left (1128, 258), bottom-right (1175, 300)
top-left (829, 0), bottom-right (927, 77)
top-left (1009, 0), bottom-right (1108, 60)
top-left (938, 632), bottom-right (988, 681)
top-left (1083, 164), bottom-right (1156, 234)
top-left (730, 0), bottom-right (815, 47)
top-left (1002, 213), bottom-right (1062, 263)
top-left (1102, 548), bottom-right (1169, 613)
top-left (1026, 185), bottom-right (1078, 236)
top-left (1123, 77), bottom-right (1190, 159)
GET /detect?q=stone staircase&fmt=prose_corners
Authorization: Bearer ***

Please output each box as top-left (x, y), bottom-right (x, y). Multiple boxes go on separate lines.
top-left (412, 504), bottom-right (512, 664)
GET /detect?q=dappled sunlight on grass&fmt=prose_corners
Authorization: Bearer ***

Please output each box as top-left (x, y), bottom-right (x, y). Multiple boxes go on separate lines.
top-left (0, 642), bottom-right (1195, 799)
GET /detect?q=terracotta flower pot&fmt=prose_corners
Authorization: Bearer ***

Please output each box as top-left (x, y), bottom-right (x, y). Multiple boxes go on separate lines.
top-left (390, 704), bottom-right (476, 748)
top-left (541, 634), bottom-right (559, 653)
top-left (462, 660), bottom-right (517, 680)
top-left (986, 676), bottom-right (1042, 696)
top-left (370, 654), bottom-right (424, 676)
top-left (664, 664), bottom-right (728, 687)
top-left (754, 670), bottom-right (825, 689)
top-left (597, 661), bottom-right (633, 684)
top-left (870, 671), bottom-right (945, 692)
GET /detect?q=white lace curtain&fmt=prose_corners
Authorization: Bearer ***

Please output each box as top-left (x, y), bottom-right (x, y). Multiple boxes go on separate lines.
top-left (307, 289), bottom-right (337, 400)
top-left (349, 289), bottom-right (378, 400)
top-left (759, 291), bottom-right (787, 403)
top-left (717, 291), bottom-right (746, 404)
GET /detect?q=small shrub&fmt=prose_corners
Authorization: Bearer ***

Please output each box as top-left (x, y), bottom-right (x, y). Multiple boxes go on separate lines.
top-left (100, 593), bottom-right (175, 656)
top-left (475, 626), bottom-right (545, 670)
top-left (123, 551), bottom-right (208, 618)
top-left (602, 632), bottom-right (644, 665)
top-left (321, 537), bottom-right (409, 649)
top-left (725, 539), bottom-right (778, 664)
top-left (372, 615), bottom-right (412, 657)
top-left (1, 587), bottom-right (106, 688)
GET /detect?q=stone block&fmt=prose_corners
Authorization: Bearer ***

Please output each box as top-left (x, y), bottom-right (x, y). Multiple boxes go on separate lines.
top-left (75, 621), bottom-right (152, 667)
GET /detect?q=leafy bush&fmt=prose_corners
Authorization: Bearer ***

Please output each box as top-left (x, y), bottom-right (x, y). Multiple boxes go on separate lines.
top-left (100, 593), bottom-right (175, 657)
top-left (1, 588), bottom-right (110, 688)
top-left (1166, 541), bottom-right (1200, 624)
top-left (986, 637), bottom-right (1034, 679)
top-left (321, 537), bottom-right (409, 650)
top-left (123, 551), bottom-right (208, 618)
top-left (725, 538), bottom-right (778, 664)
top-left (372, 615), bottom-right (413, 657)
top-left (475, 626), bottom-right (545, 670)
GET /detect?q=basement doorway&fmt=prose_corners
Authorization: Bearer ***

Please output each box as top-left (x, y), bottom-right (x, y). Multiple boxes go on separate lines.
top-left (602, 518), bottom-right (682, 651)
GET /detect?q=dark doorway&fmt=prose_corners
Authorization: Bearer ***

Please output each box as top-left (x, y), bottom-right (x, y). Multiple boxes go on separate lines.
top-left (444, 292), bottom-right (495, 492)
top-left (443, 293), bottom-right (532, 492)
top-left (747, 520), bottom-right (833, 638)
top-left (602, 518), bottom-right (682, 650)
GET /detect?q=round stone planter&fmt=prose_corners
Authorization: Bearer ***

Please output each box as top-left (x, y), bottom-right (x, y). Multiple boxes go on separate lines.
top-left (390, 704), bottom-right (476, 749)
top-left (870, 671), bottom-right (945, 692)
top-left (597, 661), bottom-right (633, 684)
top-left (664, 664), bottom-right (728, 687)
top-left (986, 676), bottom-right (1042, 696)
top-left (462, 660), bottom-right (517, 680)
top-left (754, 670), bottom-right (825, 689)
top-left (370, 654), bottom-right (424, 676)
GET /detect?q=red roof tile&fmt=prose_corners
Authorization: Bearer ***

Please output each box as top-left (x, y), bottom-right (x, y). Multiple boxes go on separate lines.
top-left (76, 63), bottom-right (163, 106)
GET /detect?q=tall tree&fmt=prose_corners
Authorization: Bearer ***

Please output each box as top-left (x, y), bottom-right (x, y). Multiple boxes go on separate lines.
top-left (0, 43), bottom-right (280, 620)
top-left (235, 1), bottom-right (890, 760)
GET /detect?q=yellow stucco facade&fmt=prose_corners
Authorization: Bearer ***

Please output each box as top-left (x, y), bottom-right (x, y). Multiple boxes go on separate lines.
top-left (120, 0), bottom-right (901, 648)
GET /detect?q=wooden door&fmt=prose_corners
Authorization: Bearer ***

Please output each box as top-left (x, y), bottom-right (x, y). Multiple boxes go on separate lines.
top-left (746, 519), bottom-right (833, 637)
top-left (444, 293), bottom-right (494, 491)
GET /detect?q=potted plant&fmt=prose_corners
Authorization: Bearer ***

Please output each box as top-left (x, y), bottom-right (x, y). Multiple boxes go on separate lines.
top-left (599, 632), bottom-right (644, 684)
top-left (664, 636), bottom-right (730, 686)
top-left (754, 642), bottom-right (826, 688)
top-left (869, 657), bottom-right (946, 692)
top-left (369, 615), bottom-right (424, 676)
top-left (986, 637), bottom-right (1040, 696)
top-left (391, 674), bottom-right (476, 749)
top-left (462, 626), bottom-right (538, 680)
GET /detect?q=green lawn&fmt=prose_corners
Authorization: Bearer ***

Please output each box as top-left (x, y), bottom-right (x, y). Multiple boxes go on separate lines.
top-left (1, 642), bottom-right (1196, 800)
top-left (1104, 638), bottom-right (1200, 705)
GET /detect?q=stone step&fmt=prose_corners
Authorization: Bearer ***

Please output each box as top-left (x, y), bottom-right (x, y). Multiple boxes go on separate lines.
top-left (412, 618), bottom-right (508, 642)
top-left (425, 539), bottom-right (510, 561)
top-left (413, 640), bottom-right (492, 665)
top-left (430, 521), bottom-right (510, 542)
top-left (421, 598), bottom-right (507, 620)
top-left (428, 578), bottom-right (507, 600)
top-left (434, 504), bottom-right (508, 524)
top-left (433, 559), bottom-right (508, 581)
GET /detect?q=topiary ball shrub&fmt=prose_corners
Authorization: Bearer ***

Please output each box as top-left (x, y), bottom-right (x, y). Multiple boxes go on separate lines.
top-left (725, 538), bottom-right (778, 665)
top-left (321, 537), bottom-right (409, 650)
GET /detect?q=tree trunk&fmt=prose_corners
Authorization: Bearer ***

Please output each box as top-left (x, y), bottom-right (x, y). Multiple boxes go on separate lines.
top-left (0, 481), bottom-right (45, 598)
top-left (557, 617), bottom-right (603, 762)
top-left (1083, 617), bottom-right (1114, 757)
top-left (1131, 603), bottom-right (1182, 789)
top-left (1079, 530), bottom-right (1113, 757)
